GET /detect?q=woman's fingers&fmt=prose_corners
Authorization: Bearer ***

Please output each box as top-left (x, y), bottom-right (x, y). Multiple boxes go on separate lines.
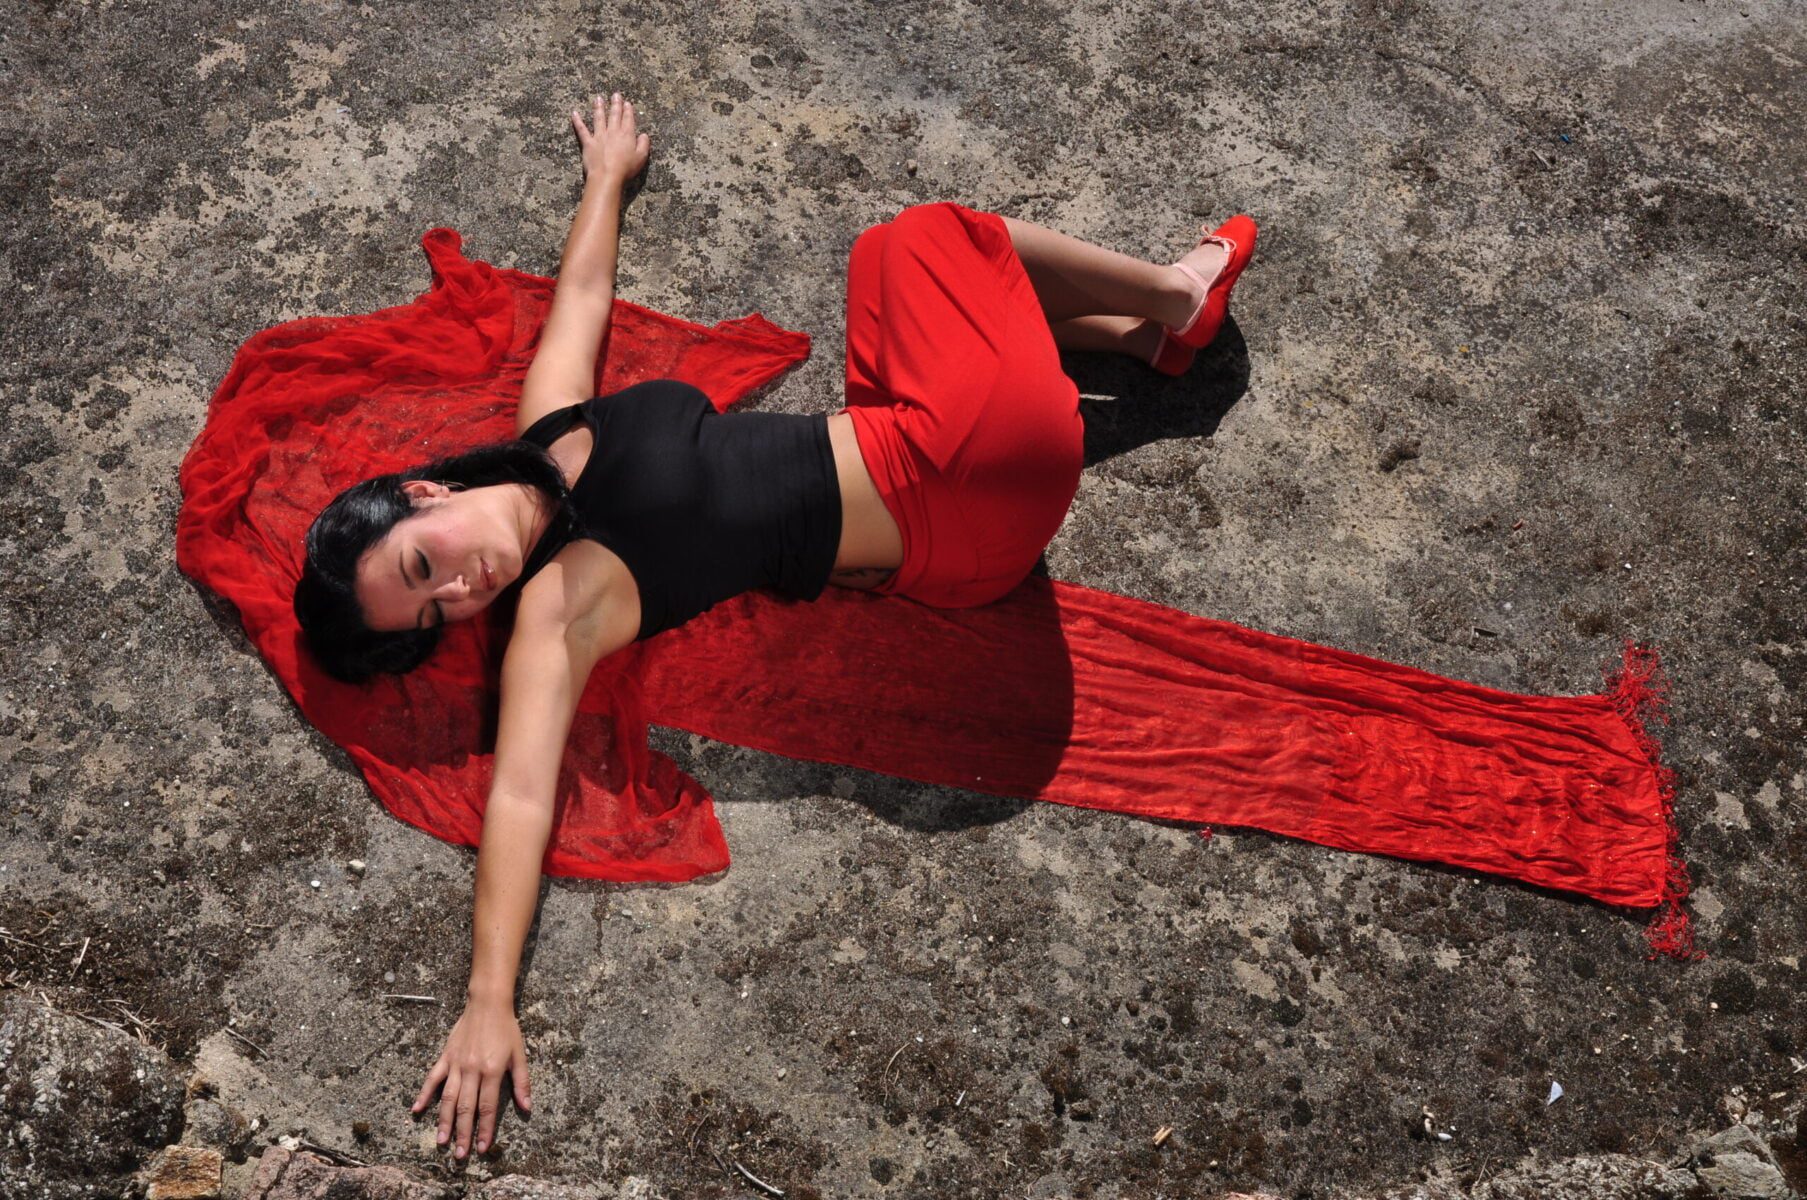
top-left (411, 1057), bottom-right (450, 1114)
top-left (474, 1073), bottom-right (505, 1154)
top-left (436, 1069), bottom-right (461, 1147)
top-left (511, 1046), bottom-right (532, 1113)
top-left (453, 1077), bottom-right (479, 1158)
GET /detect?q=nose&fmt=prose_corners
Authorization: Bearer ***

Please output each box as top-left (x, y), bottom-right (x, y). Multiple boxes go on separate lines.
top-left (431, 575), bottom-right (471, 603)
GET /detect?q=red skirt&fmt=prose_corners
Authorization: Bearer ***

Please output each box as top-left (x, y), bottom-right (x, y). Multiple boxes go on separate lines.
top-left (842, 204), bottom-right (1084, 607)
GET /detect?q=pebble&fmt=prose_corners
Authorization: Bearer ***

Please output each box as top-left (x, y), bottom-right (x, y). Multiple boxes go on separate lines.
top-left (383, 971), bottom-right (396, 984)
top-left (348, 859), bottom-right (366, 876)
top-left (309, 879), bottom-right (321, 889)
top-left (905, 159), bottom-right (918, 176)
top-left (777, 1068), bottom-right (787, 1079)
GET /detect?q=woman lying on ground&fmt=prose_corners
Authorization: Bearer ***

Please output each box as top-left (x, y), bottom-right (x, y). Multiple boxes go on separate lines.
top-left (293, 93), bottom-right (1255, 1160)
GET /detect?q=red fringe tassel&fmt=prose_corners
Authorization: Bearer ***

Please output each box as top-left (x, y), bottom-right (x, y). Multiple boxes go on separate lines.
top-left (1605, 642), bottom-right (1703, 961)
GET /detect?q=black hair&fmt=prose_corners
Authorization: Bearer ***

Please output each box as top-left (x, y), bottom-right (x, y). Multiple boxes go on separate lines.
top-left (294, 440), bottom-right (575, 683)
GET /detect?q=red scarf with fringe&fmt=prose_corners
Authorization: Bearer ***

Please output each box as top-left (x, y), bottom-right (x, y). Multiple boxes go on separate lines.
top-left (175, 231), bottom-right (1696, 958)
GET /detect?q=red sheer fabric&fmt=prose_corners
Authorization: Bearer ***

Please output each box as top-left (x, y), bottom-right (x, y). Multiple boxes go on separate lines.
top-left (176, 231), bottom-right (1695, 957)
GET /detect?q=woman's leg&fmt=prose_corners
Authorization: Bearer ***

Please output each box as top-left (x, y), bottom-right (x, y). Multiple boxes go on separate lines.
top-left (1002, 217), bottom-right (1229, 327)
top-left (1047, 315), bottom-right (1164, 360)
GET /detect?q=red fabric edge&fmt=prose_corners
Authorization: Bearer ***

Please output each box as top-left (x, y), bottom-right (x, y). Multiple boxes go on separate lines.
top-left (1604, 642), bottom-right (1702, 960)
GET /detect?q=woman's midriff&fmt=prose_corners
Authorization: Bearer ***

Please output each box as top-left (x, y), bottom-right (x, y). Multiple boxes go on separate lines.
top-left (826, 410), bottom-right (904, 589)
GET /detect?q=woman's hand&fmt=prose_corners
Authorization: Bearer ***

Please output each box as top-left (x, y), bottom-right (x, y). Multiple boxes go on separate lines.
top-left (411, 997), bottom-right (531, 1159)
top-left (571, 92), bottom-right (650, 186)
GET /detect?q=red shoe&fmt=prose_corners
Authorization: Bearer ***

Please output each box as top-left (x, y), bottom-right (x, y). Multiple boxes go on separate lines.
top-left (1149, 326), bottom-right (1196, 376)
top-left (1169, 215), bottom-right (1257, 351)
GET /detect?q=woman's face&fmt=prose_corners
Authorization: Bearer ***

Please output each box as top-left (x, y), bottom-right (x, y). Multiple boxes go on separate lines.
top-left (354, 481), bottom-right (528, 632)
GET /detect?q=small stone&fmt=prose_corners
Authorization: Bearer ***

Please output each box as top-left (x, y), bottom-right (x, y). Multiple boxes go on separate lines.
top-left (1689, 1125), bottom-right (1790, 1199)
top-left (352, 1120), bottom-right (371, 1140)
top-left (310, 879), bottom-right (321, 889)
top-left (776, 1067), bottom-right (787, 1079)
top-left (251, 1146), bottom-right (446, 1199)
top-left (348, 859), bottom-right (367, 875)
top-left (382, 971), bottom-right (396, 984)
top-left (145, 1145), bottom-right (223, 1200)
top-left (905, 158), bottom-right (918, 176)
top-left (182, 1098), bottom-right (249, 1155)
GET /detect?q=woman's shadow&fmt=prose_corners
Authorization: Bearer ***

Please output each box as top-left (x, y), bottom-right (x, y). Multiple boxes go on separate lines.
top-left (1069, 318), bottom-right (1251, 469)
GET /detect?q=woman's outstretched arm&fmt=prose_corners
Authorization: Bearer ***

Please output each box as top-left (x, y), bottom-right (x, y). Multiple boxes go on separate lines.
top-left (517, 93), bottom-right (651, 435)
top-left (410, 542), bottom-right (640, 1159)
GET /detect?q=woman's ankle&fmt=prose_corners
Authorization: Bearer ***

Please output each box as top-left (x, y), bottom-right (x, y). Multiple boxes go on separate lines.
top-left (1155, 265), bottom-right (1204, 329)
top-left (1166, 243), bottom-right (1229, 329)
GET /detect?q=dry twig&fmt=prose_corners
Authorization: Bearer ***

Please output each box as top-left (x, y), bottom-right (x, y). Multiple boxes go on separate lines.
top-left (687, 1112), bottom-right (714, 1153)
top-left (103, 999), bottom-right (157, 1033)
top-left (297, 1138), bottom-right (368, 1168)
top-left (225, 1027), bottom-right (267, 1057)
top-left (731, 1159), bottom-right (785, 1197)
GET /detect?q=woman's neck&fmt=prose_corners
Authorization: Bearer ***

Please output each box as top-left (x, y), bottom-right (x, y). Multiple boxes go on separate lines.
top-left (513, 483), bottom-right (556, 559)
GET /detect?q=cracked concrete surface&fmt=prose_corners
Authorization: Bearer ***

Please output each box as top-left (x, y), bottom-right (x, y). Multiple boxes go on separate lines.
top-left (2, 1), bottom-right (1803, 1197)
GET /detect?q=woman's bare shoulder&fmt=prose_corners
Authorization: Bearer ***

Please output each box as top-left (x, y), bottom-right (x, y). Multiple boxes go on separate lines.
top-left (515, 539), bottom-right (641, 651)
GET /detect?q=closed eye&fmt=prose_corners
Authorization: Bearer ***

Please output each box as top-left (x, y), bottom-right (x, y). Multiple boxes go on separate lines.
top-left (405, 550), bottom-right (444, 630)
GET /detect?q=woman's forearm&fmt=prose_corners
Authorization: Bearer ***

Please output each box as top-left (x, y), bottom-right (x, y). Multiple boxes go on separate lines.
top-left (553, 174), bottom-right (627, 301)
top-left (516, 97), bottom-right (649, 430)
top-left (460, 560), bottom-right (628, 1009)
top-left (465, 790), bottom-right (557, 1006)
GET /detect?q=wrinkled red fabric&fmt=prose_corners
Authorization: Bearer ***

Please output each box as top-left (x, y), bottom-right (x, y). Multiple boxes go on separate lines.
top-left (176, 231), bottom-right (1694, 957)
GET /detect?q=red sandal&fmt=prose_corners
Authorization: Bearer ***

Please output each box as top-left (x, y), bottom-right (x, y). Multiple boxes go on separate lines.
top-left (1169, 214), bottom-right (1257, 351)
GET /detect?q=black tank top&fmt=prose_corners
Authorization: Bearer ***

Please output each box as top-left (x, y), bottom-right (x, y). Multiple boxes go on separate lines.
top-left (518, 380), bottom-right (842, 638)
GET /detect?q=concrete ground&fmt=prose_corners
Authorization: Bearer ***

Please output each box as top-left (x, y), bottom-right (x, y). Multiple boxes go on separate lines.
top-left (3, 1), bottom-right (1803, 1197)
